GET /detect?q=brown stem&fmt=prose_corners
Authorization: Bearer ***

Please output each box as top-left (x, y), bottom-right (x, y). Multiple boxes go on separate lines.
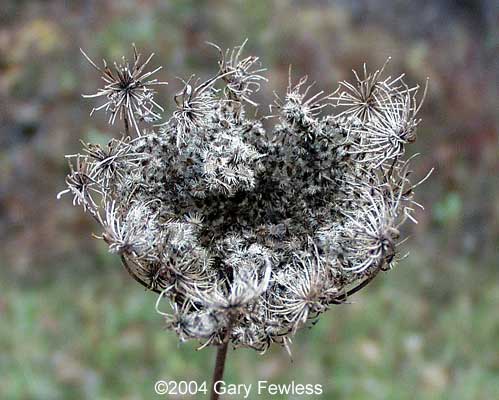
top-left (124, 114), bottom-right (130, 136)
top-left (329, 270), bottom-right (380, 304)
top-left (120, 255), bottom-right (161, 294)
top-left (210, 341), bottom-right (229, 400)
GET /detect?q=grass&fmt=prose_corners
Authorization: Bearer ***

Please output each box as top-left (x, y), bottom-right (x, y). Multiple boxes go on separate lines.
top-left (1, 254), bottom-right (498, 400)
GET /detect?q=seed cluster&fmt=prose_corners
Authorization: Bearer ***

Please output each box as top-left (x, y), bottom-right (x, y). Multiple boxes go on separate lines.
top-left (59, 42), bottom-right (429, 353)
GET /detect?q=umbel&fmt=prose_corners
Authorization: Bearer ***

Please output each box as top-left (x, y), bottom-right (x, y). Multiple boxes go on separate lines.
top-left (59, 41), bottom-right (431, 355)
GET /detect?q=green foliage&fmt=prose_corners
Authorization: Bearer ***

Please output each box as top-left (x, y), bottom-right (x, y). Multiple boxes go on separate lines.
top-left (433, 192), bottom-right (462, 225)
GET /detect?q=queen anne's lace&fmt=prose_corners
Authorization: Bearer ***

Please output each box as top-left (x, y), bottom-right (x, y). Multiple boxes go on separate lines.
top-left (59, 42), bottom-right (430, 353)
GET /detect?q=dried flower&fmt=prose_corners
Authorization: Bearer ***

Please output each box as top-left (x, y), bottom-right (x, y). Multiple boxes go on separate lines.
top-left (59, 42), bottom-right (430, 353)
top-left (210, 39), bottom-right (267, 106)
top-left (172, 75), bottom-right (220, 136)
top-left (330, 58), bottom-right (414, 122)
top-left (271, 68), bottom-right (333, 130)
top-left (80, 44), bottom-right (167, 135)
top-left (57, 155), bottom-right (100, 213)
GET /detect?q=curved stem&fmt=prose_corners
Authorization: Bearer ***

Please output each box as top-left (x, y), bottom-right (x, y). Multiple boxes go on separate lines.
top-left (120, 255), bottom-right (161, 294)
top-left (330, 270), bottom-right (380, 304)
top-left (210, 341), bottom-right (229, 400)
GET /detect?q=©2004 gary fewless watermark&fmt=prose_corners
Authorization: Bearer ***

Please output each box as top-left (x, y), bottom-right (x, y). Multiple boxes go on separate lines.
top-left (154, 380), bottom-right (323, 398)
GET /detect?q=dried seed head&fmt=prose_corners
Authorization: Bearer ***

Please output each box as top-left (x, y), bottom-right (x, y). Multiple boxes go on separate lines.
top-left (59, 42), bottom-right (430, 353)
top-left (81, 44), bottom-right (167, 135)
top-left (271, 68), bottom-right (334, 131)
top-left (210, 39), bottom-right (268, 106)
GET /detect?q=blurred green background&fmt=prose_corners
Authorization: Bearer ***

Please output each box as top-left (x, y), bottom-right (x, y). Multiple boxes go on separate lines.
top-left (1, 1), bottom-right (498, 399)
